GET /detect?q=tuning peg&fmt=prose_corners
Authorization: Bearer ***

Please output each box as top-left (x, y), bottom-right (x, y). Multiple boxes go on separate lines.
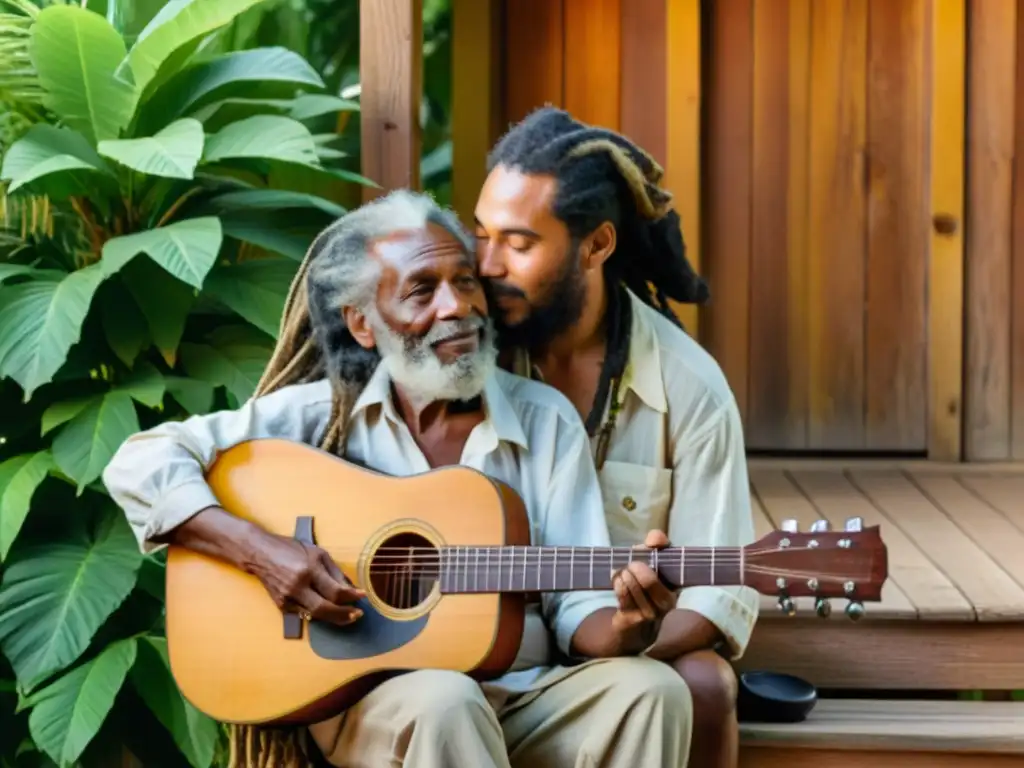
top-left (844, 517), bottom-right (863, 532)
top-left (780, 519), bottom-right (799, 533)
top-left (777, 595), bottom-right (797, 617)
top-left (815, 597), bottom-right (832, 618)
top-left (810, 519), bottom-right (831, 532)
top-left (845, 601), bottom-right (865, 621)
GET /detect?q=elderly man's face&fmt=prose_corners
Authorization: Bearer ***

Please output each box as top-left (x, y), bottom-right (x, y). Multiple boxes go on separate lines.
top-left (350, 222), bottom-right (496, 403)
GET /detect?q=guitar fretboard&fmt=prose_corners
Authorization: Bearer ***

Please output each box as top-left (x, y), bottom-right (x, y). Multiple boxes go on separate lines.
top-left (437, 545), bottom-right (743, 593)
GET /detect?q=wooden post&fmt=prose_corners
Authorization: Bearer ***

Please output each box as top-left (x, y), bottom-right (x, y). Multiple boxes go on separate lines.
top-left (451, 0), bottom-right (501, 225)
top-left (928, 0), bottom-right (966, 461)
top-left (359, 0), bottom-right (423, 201)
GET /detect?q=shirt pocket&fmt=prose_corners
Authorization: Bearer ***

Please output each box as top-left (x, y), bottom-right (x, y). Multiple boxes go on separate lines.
top-left (598, 461), bottom-right (673, 545)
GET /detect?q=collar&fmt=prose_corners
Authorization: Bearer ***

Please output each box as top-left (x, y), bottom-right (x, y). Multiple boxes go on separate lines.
top-left (350, 363), bottom-right (530, 451)
top-left (620, 289), bottom-right (668, 413)
top-left (510, 288), bottom-right (668, 414)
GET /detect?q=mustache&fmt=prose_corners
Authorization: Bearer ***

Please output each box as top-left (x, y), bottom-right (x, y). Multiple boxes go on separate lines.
top-left (483, 280), bottom-right (527, 300)
top-left (423, 314), bottom-right (487, 345)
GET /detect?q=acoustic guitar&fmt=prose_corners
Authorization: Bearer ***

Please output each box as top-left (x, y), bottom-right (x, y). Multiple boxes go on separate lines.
top-left (164, 439), bottom-right (888, 726)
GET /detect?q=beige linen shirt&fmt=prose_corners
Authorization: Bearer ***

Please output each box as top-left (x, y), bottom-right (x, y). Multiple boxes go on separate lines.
top-left (512, 289), bottom-right (760, 658)
top-left (102, 365), bottom-right (622, 692)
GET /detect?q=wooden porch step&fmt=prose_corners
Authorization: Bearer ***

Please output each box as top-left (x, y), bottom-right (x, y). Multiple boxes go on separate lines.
top-left (739, 699), bottom-right (1024, 768)
top-left (737, 464), bottom-right (1024, 691)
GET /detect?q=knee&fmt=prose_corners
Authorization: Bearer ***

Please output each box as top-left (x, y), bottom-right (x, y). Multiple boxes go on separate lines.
top-left (399, 670), bottom-right (494, 728)
top-left (603, 657), bottom-right (694, 721)
top-left (671, 649), bottom-right (738, 726)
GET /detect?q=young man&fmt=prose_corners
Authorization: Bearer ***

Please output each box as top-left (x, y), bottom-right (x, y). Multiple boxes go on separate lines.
top-left (474, 107), bottom-right (760, 768)
top-left (103, 190), bottom-right (693, 768)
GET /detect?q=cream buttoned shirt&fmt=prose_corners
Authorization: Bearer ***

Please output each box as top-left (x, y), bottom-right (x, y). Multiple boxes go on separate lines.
top-left (512, 289), bottom-right (760, 658)
top-left (102, 364), bottom-right (624, 692)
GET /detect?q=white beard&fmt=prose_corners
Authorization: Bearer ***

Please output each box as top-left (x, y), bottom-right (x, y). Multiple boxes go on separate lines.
top-left (368, 311), bottom-right (497, 408)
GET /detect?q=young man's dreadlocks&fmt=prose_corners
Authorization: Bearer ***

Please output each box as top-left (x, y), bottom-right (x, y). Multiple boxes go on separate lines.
top-left (486, 106), bottom-right (709, 325)
top-left (484, 107), bottom-right (707, 443)
top-left (226, 190), bottom-right (473, 768)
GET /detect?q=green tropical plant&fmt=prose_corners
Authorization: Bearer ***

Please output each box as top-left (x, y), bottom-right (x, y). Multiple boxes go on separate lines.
top-left (0, 1), bottom-right (372, 766)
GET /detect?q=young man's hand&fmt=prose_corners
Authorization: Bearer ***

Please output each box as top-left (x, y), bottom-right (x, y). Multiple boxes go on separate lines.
top-left (610, 529), bottom-right (677, 648)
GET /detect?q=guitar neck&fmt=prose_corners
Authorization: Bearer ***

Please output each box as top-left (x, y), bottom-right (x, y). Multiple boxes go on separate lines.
top-left (437, 545), bottom-right (742, 594)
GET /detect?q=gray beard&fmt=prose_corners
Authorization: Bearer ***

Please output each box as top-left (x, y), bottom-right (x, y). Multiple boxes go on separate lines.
top-left (368, 310), bottom-right (497, 408)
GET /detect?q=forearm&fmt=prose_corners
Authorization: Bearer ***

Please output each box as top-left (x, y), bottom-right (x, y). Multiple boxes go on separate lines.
top-left (157, 505), bottom-right (268, 574)
top-left (568, 607), bottom-right (658, 658)
top-left (642, 608), bottom-right (723, 661)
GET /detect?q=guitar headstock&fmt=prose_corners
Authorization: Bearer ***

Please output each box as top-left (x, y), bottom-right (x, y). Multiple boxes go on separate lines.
top-left (743, 517), bottom-right (888, 621)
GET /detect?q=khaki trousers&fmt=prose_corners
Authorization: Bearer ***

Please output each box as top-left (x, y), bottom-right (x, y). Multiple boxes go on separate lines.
top-left (308, 656), bottom-right (692, 767)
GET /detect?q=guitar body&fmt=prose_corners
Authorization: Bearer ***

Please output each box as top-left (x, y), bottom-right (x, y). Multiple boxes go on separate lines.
top-left (164, 439), bottom-right (530, 726)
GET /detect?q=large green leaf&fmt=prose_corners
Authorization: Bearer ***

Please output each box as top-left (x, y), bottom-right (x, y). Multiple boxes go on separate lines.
top-left (97, 118), bottom-right (203, 179)
top-left (131, 637), bottom-right (218, 768)
top-left (203, 258), bottom-right (297, 337)
top-left (122, 258), bottom-right (196, 367)
top-left (0, 265), bottom-right (108, 401)
top-left (27, 5), bottom-right (135, 145)
top-left (0, 505), bottom-right (143, 691)
top-left (119, 0), bottom-right (269, 95)
top-left (100, 281), bottom-right (149, 368)
top-left (219, 208), bottom-right (329, 260)
top-left (25, 637), bottom-right (137, 767)
top-left (140, 46), bottom-right (324, 132)
top-left (101, 217), bottom-right (222, 290)
top-left (51, 391), bottom-right (140, 492)
top-left (206, 188), bottom-right (345, 217)
top-left (187, 96), bottom-right (292, 130)
top-left (203, 115), bottom-right (319, 166)
top-left (115, 360), bottom-right (165, 409)
top-left (0, 264), bottom-right (34, 284)
top-left (0, 125), bottom-right (114, 197)
top-left (180, 325), bottom-right (272, 405)
top-left (40, 396), bottom-right (97, 436)
top-left (289, 93), bottom-right (359, 122)
top-left (0, 451), bottom-right (54, 561)
top-left (164, 376), bottom-right (214, 415)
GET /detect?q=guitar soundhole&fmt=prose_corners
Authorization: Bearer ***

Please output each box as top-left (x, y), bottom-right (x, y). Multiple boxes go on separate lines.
top-left (368, 532), bottom-right (440, 611)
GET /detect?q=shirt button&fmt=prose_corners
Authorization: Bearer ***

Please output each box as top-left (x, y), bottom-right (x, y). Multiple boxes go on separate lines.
top-left (622, 496), bottom-right (637, 511)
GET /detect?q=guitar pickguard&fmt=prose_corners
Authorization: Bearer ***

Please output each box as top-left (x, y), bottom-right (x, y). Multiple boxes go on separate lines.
top-left (308, 596), bottom-right (429, 660)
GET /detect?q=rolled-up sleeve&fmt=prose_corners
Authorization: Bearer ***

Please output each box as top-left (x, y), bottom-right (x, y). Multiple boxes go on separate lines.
top-left (539, 418), bottom-right (620, 657)
top-left (670, 397), bottom-right (760, 659)
top-left (102, 380), bottom-right (333, 553)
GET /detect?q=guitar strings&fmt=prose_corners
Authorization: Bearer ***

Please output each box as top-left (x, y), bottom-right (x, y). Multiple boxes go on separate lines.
top-left (359, 564), bottom-right (867, 581)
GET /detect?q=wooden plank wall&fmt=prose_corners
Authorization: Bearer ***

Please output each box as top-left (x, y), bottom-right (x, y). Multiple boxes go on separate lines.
top-left (501, 0), bottom-right (702, 333)
top-left (964, 1), bottom-right (1024, 461)
top-left (703, 0), bottom-right (949, 455)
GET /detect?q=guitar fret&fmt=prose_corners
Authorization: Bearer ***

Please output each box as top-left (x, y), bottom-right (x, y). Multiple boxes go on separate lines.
top-left (462, 546), bottom-right (468, 593)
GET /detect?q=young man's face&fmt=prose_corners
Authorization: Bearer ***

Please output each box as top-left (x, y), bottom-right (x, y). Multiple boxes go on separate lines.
top-left (473, 165), bottom-right (586, 348)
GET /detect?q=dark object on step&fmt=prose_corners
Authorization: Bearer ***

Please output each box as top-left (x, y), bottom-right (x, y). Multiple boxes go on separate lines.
top-left (736, 671), bottom-right (818, 723)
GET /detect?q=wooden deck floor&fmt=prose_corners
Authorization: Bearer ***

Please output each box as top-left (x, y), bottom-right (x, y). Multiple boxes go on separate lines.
top-left (736, 461), bottom-right (1024, 690)
top-left (748, 461), bottom-right (1024, 622)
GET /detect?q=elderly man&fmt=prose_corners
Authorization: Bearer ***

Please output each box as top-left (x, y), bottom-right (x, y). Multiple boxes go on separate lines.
top-left (103, 190), bottom-right (693, 768)
top-left (474, 107), bottom-right (761, 768)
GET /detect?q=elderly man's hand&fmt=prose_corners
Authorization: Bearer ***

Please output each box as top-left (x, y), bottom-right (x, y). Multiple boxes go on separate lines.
top-left (610, 529), bottom-right (678, 648)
